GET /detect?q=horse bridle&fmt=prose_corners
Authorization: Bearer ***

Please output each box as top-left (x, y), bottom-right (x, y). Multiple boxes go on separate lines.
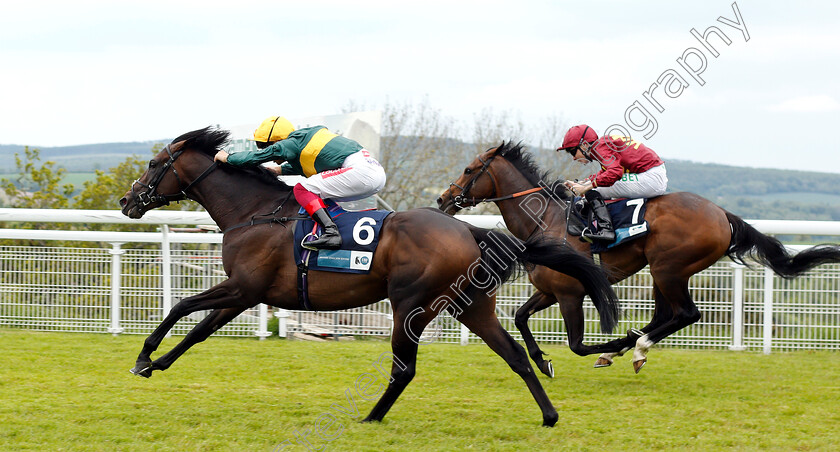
top-left (449, 153), bottom-right (543, 209)
top-left (450, 154), bottom-right (498, 208)
top-left (130, 144), bottom-right (218, 209)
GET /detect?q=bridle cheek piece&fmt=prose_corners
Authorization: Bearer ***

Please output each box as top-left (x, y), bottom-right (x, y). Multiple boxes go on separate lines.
top-left (450, 154), bottom-right (497, 209)
top-left (447, 152), bottom-right (544, 209)
top-left (130, 144), bottom-right (218, 210)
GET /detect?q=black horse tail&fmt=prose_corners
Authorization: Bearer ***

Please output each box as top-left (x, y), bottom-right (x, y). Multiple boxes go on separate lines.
top-left (466, 226), bottom-right (619, 333)
top-left (725, 211), bottom-right (840, 279)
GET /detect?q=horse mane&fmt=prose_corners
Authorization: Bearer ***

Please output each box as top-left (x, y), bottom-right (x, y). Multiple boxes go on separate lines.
top-left (173, 126), bottom-right (291, 190)
top-left (495, 141), bottom-right (571, 200)
top-left (172, 126), bottom-right (230, 151)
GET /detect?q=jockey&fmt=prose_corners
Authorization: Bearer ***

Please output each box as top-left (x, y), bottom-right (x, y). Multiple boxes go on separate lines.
top-left (214, 116), bottom-right (386, 250)
top-left (558, 124), bottom-right (667, 242)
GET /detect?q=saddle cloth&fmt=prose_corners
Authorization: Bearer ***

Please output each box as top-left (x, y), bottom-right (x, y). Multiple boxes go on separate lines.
top-left (293, 201), bottom-right (392, 274)
top-left (567, 197), bottom-right (650, 253)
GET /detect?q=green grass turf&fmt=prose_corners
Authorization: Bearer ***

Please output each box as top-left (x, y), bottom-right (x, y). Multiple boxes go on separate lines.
top-left (1, 329), bottom-right (838, 451)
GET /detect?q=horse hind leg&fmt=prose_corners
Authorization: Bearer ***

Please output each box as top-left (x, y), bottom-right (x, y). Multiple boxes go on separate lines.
top-left (594, 296), bottom-right (676, 368)
top-left (593, 328), bottom-right (644, 368)
top-left (463, 300), bottom-right (558, 427)
top-left (514, 292), bottom-right (558, 378)
top-left (631, 279), bottom-right (700, 373)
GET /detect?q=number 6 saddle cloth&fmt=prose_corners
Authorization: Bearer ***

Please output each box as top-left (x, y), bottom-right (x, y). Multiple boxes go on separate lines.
top-left (567, 197), bottom-right (651, 254)
top-left (293, 201), bottom-right (393, 275)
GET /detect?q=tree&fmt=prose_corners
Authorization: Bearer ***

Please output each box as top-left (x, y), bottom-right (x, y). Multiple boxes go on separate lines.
top-left (74, 155), bottom-right (148, 211)
top-left (367, 98), bottom-right (467, 210)
top-left (471, 107), bottom-right (527, 153)
top-left (74, 143), bottom-right (201, 212)
top-left (344, 99), bottom-right (587, 211)
top-left (1, 147), bottom-right (74, 209)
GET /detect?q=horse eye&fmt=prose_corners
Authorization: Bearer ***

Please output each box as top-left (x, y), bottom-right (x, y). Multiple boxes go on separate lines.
top-left (149, 160), bottom-right (157, 168)
top-left (464, 168), bottom-right (472, 175)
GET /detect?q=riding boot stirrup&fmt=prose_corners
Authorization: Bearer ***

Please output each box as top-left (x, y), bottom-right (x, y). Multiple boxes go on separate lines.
top-left (307, 208), bottom-right (342, 250)
top-left (583, 191), bottom-right (616, 242)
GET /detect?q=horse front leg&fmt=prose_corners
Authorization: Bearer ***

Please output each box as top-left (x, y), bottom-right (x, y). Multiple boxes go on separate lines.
top-left (137, 306), bottom-right (247, 376)
top-left (130, 280), bottom-right (247, 377)
top-left (514, 292), bottom-right (559, 378)
top-left (628, 279), bottom-right (700, 373)
top-left (463, 299), bottom-right (558, 427)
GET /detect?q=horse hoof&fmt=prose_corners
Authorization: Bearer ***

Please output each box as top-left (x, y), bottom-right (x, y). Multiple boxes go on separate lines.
top-left (594, 357), bottom-right (613, 368)
top-left (543, 411), bottom-right (558, 427)
top-left (540, 360), bottom-right (555, 378)
top-left (129, 364), bottom-right (153, 378)
top-left (633, 359), bottom-right (646, 374)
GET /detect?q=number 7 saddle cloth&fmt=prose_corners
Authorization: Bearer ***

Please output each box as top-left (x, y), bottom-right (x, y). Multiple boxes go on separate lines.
top-left (567, 197), bottom-right (651, 254)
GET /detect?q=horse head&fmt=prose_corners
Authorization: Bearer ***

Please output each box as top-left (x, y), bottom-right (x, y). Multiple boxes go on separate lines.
top-left (437, 143), bottom-right (507, 215)
top-left (120, 126), bottom-right (229, 219)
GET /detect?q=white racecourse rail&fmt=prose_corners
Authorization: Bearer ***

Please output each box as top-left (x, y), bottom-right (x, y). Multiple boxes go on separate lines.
top-left (1, 208), bottom-right (839, 354)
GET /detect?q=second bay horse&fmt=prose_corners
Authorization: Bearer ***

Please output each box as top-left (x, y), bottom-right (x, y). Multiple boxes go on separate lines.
top-left (438, 142), bottom-right (840, 374)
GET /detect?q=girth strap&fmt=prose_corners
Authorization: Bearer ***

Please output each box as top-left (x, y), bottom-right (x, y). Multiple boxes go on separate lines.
top-left (296, 223), bottom-right (319, 311)
top-left (297, 263), bottom-right (313, 311)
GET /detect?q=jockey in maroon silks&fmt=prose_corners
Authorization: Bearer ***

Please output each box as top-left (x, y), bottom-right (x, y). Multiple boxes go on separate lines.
top-left (558, 124), bottom-right (668, 242)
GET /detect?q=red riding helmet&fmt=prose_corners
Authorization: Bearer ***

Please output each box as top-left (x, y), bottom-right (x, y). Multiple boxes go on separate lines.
top-left (559, 124), bottom-right (599, 155)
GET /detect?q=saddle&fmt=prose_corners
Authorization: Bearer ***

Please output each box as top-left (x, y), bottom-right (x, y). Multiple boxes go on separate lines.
top-left (567, 197), bottom-right (650, 253)
top-left (293, 201), bottom-right (392, 274)
top-left (292, 201), bottom-right (392, 311)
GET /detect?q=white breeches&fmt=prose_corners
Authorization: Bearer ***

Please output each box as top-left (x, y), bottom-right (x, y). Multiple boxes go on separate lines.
top-left (594, 164), bottom-right (668, 199)
top-left (300, 150), bottom-right (387, 202)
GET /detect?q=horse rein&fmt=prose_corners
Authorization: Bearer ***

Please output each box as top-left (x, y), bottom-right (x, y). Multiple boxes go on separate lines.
top-left (450, 154), bottom-right (545, 209)
top-left (131, 145), bottom-right (306, 234)
top-left (130, 144), bottom-right (218, 208)
top-left (448, 152), bottom-right (550, 240)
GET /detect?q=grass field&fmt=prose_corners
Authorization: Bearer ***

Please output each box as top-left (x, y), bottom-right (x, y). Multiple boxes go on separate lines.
top-left (1, 329), bottom-right (838, 451)
top-left (59, 173), bottom-right (98, 188)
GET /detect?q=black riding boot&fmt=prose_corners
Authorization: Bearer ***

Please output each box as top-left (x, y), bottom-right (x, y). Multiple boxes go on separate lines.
top-left (583, 190), bottom-right (615, 242)
top-left (307, 208), bottom-right (342, 250)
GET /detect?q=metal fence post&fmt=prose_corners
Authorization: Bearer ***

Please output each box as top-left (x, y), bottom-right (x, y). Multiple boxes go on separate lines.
top-left (275, 309), bottom-right (289, 338)
top-left (729, 262), bottom-right (746, 351)
top-left (763, 266), bottom-right (774, 354)
top-left (460, 323), bottom-right (469, 345)
top-left (108, 242), bottom-right (125, 335)
top-left (161, 224), bottom-right (173, 318)
top-left (256, 304), bottom-right (272, 339)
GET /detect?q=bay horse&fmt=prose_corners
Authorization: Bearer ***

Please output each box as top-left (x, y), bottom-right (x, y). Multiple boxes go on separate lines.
top-left (118, 127), bottom-right (620, 426)
top-left (438, 142), bottom-right (840, 374)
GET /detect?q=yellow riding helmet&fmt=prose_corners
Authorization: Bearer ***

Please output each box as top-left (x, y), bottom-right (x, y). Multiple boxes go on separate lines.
top-left (253, 116), bottom-right (295, 143)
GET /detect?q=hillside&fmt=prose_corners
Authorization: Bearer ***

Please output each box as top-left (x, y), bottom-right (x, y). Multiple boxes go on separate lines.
top-left (0, 141), bottom-right (167, 173)
top-left (2, 141), bottom-right (840, 220)
top-left (665, 160), bottom-right (840, 220)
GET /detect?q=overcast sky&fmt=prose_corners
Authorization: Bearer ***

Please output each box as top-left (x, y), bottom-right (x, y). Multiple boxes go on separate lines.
top-left (1, 0), bottom-right (838, 173)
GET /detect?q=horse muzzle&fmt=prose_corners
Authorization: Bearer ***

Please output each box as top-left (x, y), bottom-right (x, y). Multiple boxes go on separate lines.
top-left (436, 195), bottom-right (462, 215)
top-left (119, 192), bottom-right (149, 219)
